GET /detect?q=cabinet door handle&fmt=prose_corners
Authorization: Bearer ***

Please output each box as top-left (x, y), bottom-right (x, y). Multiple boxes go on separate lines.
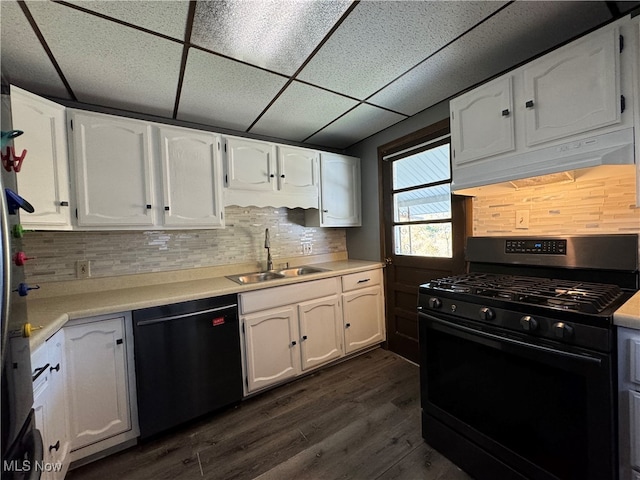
top-left (269, 174), bottom-right (275, 178)
top-left (525, 100), bottom-right (534, 108)
top-left (146, 204), bottom-right (152, 210)
top-left (59, 201), bottom-right (69, 207)
top-left (302, 335), bottom-right (308, 340)
top-left (116, 338), bottom-right (123, 345)
top-left (49, 440), bottom-right (60, 452)
top-left (280, 174), bottom-right (285, 178)
top-left (164, 206), bottom-right (170, 211)
top-left (291, 341), bottom-right (297, 346)
top-left (357, 278), bottom-right (371, 284)
top-left (32, 363), bottom-right (50, 382)
top-left (345, 323), bottom-right (351, 328)
top-left (49, 363), bottom-right (60, 373)
top-left (322, 209), bottom-right (328, 213)
top-left (501, 109), bottom-right (510, 117)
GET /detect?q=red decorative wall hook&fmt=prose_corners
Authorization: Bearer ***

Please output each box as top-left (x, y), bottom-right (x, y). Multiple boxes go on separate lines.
top-left (1, 146), bottom-right (27, 172)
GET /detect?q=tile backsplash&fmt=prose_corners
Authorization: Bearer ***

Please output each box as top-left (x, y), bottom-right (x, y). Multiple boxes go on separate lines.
top-left (472, 167), bottom-right (639, 236)
top-left (22, 206), bottom-right (346, 283)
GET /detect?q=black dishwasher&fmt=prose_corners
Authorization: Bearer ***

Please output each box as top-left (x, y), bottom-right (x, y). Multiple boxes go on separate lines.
top-left (132, 294), bottom-right (242, 439)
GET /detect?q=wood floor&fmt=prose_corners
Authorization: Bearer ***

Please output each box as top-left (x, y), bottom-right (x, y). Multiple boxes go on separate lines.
top-left (66, 348), bottom-right (472, 480)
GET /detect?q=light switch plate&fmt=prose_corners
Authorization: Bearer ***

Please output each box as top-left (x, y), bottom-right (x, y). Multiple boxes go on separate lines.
top-left (516, 210), bottom-right (530, 229)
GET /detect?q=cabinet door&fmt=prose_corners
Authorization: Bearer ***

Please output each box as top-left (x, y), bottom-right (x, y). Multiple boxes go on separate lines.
top-left (319, 153), bottom-right (361, 227)
top-left (523, 27), bottom-right (620, 147)
top-left (225, 137), bottom-right (276, 192)
top-left (70, 111), bottom-right (155, 226)
top-left (46, 330), bottom-right (70, 480)
top-left (159, 126), bottom-right (224, 227)
top-left (342, 286), bottom-right (385, 354)
top-left (450, 75), bottom-right (515, 165)
top-left (631, 390), bottom-right (640, 470)
top-left (31, 344), bottom-right (53, 480)
top-left (277, 146), bottom-right (318, 199)
top-left (11, 86), bottom-right (72, 229)
top-left (298, 295), bottom-right (343, 371)
top-left (243, 307), bottom-right (300, 392)
top-left (65, 317), bottom-right (130, 450)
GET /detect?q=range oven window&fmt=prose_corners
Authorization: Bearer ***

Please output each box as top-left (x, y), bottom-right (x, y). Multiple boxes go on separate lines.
top-left (420, 316), bottom-right (615, 480)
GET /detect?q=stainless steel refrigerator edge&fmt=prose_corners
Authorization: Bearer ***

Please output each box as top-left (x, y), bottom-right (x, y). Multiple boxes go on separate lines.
top-left (1, 83), bottom-right (43, 479)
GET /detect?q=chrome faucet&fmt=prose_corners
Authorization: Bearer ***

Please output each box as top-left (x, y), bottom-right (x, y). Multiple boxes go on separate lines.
top-left (264, 228), bottom-right (273, 271)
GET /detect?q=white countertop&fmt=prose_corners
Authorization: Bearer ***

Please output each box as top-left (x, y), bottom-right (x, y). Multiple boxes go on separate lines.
top-left (615, 290), bottom-right (640, 330)
top-left (26, 259), bottom-right (383, 350)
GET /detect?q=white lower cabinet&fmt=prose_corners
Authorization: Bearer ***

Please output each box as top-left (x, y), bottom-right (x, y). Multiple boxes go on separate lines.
top-left (31, 329), bottom-right (70, 480)
top-left (240, 270), bottom-right (385, 394)
top-left (64, 312), bottom-right (138, 461)
top-left (619, 327), bottom-right (640, 480)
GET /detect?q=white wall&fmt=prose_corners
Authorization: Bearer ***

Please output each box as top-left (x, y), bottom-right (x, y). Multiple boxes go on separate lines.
top-left (345, 100), bottom-right (450, 261)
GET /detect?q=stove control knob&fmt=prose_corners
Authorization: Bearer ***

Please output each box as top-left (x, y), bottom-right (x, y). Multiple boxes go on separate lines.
top-left (520, 315), bottom-right (538, 331)
top-left (552, 322), bottom-right (574, 339)
top-left (479, 307), bottom-right (495, 321)
top-left (428, 297), bottom-right (442, 309)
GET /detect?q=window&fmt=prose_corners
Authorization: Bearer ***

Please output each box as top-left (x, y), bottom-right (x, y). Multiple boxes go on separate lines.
top-left (389, 139), bottom-right (452, 258)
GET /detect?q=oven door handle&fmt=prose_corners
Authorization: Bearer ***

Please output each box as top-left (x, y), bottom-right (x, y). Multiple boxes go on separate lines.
top-left (425, 314), bottom-right (602, 366)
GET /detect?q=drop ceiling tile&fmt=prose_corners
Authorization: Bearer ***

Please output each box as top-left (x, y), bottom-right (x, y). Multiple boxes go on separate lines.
top-left (25, 1), bottom-right (183, 117)
top-left (0, 1), bottom-right (70, 99)
top-left (64, 0), bottom-right (190, 40)
top-left (368, 1), bottom-right (613, 116)
top-left (177, 48), bottom-right (288, 131)
top-left (614, 1), bottom-right (640, 14)
top-left (191, 0), bottom-right (351, 75)
top-left (297, 0), bottom-right (506, 100)
top-left (250, 81), bottom-right (358, 141)
top-left (306, 104), bottom-right (405, 149)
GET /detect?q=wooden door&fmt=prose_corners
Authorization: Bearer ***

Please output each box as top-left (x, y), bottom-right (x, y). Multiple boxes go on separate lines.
top-left (158, 126), bottom-right (224, 227)
top-left (298, 295), bottom-right (343, 371)
top-left (65, 317), bottom-right (130, 450)
top-left (380, 120), bottom-right (469, 363)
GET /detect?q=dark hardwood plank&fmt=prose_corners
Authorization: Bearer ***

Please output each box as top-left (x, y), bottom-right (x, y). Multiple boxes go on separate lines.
top-left (67, 348), bottom-right (472, 480)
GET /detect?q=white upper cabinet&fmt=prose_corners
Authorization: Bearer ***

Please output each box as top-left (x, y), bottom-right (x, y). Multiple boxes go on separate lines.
top-left (11, 86), bottom-right (72, 229)
top-left (69, 110), bottom-right (156, 227)
top-left (306, 153), bottom-right (361, 227)
top-left (450, 19), bottom-right (634, 193)
top-left (158, 126), bottom-right (224, 228)
top-left (224, 137), bottom-right (319, 208)
top-left (450, 75), bottom-right (515, 165)
top-left (224, 136), bottom-right (276, 193)
top-left (523, 27), bottom-right (620, 147)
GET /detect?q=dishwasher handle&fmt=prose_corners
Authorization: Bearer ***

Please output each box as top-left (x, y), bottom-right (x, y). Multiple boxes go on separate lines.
top-left (136, 304), bottom-right (237, 327)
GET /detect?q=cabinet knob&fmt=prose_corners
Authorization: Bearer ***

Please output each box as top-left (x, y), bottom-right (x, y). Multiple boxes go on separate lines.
top-left (116, 338), bottom-right (123, 345)
top-left (164, 206), bottom-right (170, 211)
top-left (60, 201), bottom-right (69, 207)
top-left (49, 440), bottom-right (60, 452)
top-left (49, 363), bottom-right (60, 373)
top-left (525, 100), bottom-right (534, 108)
top-left (291, 340), bottom-right (297, 346)
top-left (269, 174), bottom-right (275, 178)
top-left (302, 335), bottom-right (308, 340)
top-left (322, 209), bottom-right (328, 213)
top-left (280, 174), bottom-right (285, 178)
top-left (345, 323), bottom-right (351, 328)
top-left (146, 204), bottom-right (152, 210)
top-left (501, 109), bottom-right (510, 117)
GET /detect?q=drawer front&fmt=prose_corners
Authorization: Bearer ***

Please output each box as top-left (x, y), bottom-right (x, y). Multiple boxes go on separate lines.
top-left (342, 269), bottom-right (382, 292)
top-left (240, 277), bottom-right (340, 314)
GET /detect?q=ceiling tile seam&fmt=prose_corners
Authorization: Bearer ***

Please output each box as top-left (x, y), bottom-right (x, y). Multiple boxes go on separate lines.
top-left (53, 0), bottom-right (184, 45)
top-left (17, 1), bottom-right (77, 101)
top-left (300, 102), bottom-right (361, 144)
top-left (188, 44), bottom-right (290, 80)
top-left (359, 0), bottom-right (516, 110)
top-left (172, 1), bottom-right (197, 119)
top-left (244, 0), bottom-right (361, 134)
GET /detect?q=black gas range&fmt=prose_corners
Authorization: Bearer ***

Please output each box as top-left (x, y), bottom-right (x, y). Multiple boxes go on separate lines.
top-left (418, 234), bottom-right (639, 480)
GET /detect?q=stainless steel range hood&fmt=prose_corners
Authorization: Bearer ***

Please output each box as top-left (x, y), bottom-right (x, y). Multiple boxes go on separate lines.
top-left (452, 127), bottom-right (635, 194)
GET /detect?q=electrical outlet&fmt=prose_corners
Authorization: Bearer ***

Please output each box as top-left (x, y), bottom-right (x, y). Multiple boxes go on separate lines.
top-left (76, 260), bottom-right (90, 278)
top-left (302, 243), bottom-right (313, 255)
top-left (516, 210), bottom-right (530, 229)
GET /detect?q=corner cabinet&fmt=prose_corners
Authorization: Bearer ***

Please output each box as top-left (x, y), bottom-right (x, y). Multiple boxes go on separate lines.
top-left (224, 137), bottom-right (319, 208)
top-left (69, 110), bottom-right (156, 227)
top-left (31, 329), bottom-right (70, 480)
top-left (158, 125), bottom-right (224, 228)
top-left (306, 153), bottom-right (361, 227)
top-left (11, 86), bottom-right (72, 230)
top-left (64, 312), bottom-right (138, 460)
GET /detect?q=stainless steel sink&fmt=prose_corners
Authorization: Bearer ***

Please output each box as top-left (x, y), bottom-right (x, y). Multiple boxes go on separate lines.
top-left (226, 266), bottom-right (328, 284)
top-left (276, 266), bottom-right (328, 277)
top-left (226, 271), bottom-right (285, 284)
